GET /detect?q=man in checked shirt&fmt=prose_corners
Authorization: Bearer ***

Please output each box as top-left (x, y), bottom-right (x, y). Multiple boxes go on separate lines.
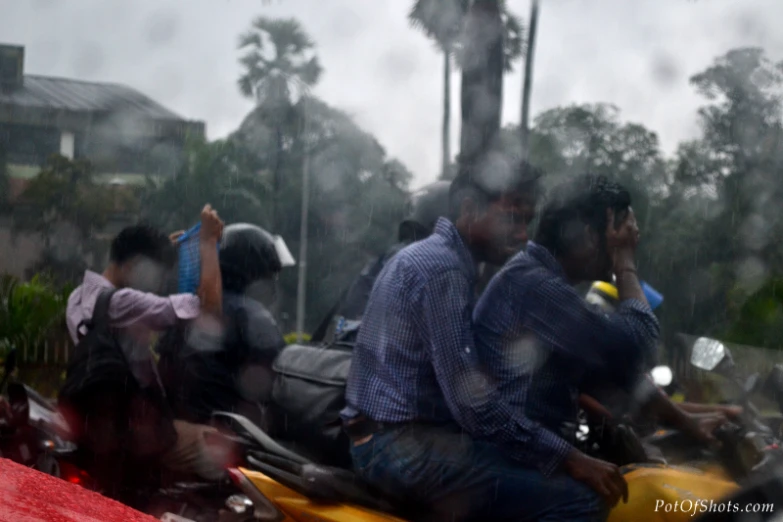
top-left (342, 160), bottom-right (590, 521)
top-left (472, 174), bottom-right (719, 520)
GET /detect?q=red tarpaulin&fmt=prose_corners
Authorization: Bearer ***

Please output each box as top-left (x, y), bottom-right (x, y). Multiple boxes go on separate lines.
top-left (0, 458), bottom-right (158, 522)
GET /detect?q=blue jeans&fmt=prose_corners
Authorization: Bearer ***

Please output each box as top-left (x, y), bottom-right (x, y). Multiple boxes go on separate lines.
top-left (350, 423), bottom-right (606, 522)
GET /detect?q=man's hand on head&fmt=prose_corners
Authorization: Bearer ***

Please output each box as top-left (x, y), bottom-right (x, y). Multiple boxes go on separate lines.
top-left (606, 208), bottom-right (640, 258)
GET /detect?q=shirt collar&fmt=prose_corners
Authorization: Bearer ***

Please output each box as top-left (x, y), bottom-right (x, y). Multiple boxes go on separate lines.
top-left (526, 241), bottom-right (567, 280)
top-left (82, 270), bottom-right (115, 290)
top-left (433, 217), bottom-right (477, 281)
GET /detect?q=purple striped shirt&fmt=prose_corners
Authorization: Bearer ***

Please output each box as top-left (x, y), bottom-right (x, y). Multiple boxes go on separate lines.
top-left (66, 270), bottom-right (202, 387)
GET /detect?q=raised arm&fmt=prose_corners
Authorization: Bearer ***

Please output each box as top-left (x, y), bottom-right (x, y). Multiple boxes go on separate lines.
top-left (196, 204), bottom-right (224, 316)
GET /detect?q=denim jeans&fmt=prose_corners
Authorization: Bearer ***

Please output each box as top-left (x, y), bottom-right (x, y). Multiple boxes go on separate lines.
top-left (350, 423), bottom-right (606, 522)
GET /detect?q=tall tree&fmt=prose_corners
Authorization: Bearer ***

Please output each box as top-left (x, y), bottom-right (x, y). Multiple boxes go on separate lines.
top-left (409, 0), bottom-right (523, 180)
top-left (658, 48), bottom-right (783, 344)
top-left (456, 0), bottom-right (506, 189)
top-left (230, 95), bottom-right (411, 333)
top-left (140, 136), bottom-right (268, 232)
top-left (237, 16), bottom-right (322, 232)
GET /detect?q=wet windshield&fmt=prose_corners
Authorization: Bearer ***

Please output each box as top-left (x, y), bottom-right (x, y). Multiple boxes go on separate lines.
top-left (2, 1), bottom-right (783, 521)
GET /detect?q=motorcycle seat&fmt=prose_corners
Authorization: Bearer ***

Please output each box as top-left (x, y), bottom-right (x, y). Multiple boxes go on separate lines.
top-left (215, 411), bottom-right (432, 519)
top-left (246, 450), bottom-right (430, 520)
top-left (211, 411), bottom-right (310, 464)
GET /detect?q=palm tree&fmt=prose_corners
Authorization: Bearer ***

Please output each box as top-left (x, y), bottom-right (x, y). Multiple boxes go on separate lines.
top-left (519, 0), bottom-right (540, 161)
top-left (409, 0), bottom-right (523, 180)
top-left (237, 16), bottom-right (322, 231)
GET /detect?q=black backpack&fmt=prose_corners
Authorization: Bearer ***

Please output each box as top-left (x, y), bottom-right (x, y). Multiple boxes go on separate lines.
top-left (59, 289), bottom-right (177, 462)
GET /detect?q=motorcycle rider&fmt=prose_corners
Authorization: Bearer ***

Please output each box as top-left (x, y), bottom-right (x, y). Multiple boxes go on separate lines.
top-left (63, 205), bottom-right (226, 488)
top-left (311, 180), bottom-right (451, 344)
top-left (342, 161), bottom-right (596, 521)
top-left (158, 223), bottom-right (295, 433)
top-left (472, 174), bottom-right (720, 518)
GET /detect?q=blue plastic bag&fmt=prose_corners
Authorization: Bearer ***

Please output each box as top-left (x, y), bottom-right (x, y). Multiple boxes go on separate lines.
top-left (641, 281), bottom-right (663, 311)
top-left (177, 223), bottom-right (219, 294)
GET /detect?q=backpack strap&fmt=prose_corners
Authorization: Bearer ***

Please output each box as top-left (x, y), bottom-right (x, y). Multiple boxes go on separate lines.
top-left (77, 288), bottom-right (118, 339)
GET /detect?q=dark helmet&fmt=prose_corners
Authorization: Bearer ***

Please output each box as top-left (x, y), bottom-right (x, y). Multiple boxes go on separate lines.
top-left (398, 180), bottom-right (451, 243)
top-left (219, 223), bottom-right (295, 292)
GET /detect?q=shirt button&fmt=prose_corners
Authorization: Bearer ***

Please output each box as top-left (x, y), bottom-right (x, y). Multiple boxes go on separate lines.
top-left (465, 347), bottom-right (470, 353)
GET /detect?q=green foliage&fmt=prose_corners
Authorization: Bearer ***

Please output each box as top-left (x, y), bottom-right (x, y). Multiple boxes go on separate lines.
top-left (12, 155), bottom-right (117, 248)
top-left (724, 279), bottom-right (783, 349)
top-left (139, 135), bottom-right (269, 231)
top-left (230, 95), bottom-right (410, 331)
top-left (237, 17), bottom-right (322, 107)
top-left (0, 273), bottom-right (72, 357)
top-left (408, 0), bottom-right (524, 70)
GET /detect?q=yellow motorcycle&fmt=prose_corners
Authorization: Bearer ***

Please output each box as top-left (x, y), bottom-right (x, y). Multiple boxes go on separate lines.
top-left (206, 334), bottom-right (783, 522)
top-left (216, 414), bottom-right (741, 522)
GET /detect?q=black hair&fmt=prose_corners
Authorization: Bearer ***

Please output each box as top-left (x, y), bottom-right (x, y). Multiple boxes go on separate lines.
top-left (109, 224), bottom-right (176, 267)
top-left (449, 158), bottom-right (543, 221)
top-left (398, 221), bottom-right (431, 244)
top-left (535, 173), bottom-right (631, 257)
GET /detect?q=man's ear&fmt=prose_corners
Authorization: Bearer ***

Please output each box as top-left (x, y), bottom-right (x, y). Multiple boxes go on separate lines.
top-left (584, 224), bottom-right (600, 250)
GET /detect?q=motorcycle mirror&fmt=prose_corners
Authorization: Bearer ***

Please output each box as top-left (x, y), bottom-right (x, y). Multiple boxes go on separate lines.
top-left (690, 337), bottom-right (729, 372)
top-left (651, 365), bottom-right (673, 387)
top-left (744, 373), bottom-right (762, 395)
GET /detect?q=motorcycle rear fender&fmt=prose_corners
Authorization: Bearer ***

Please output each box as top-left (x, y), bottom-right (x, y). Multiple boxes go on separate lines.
top-left (238, 467), bottom-right (406, 522)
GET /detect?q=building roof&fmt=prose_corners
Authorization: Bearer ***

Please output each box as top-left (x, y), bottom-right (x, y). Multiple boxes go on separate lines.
top-left (0, 75), bottom-right (184, 122)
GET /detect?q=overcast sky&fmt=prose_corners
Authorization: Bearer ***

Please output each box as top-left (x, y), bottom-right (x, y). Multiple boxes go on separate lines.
top-left (2, 0), bottom-right (782, 188)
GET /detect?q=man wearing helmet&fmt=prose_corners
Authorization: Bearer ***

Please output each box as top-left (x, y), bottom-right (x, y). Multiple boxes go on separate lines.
top-left (311, 180), bottom-right (451, 345)
top-left (159, 223), bottom-right (295, 432)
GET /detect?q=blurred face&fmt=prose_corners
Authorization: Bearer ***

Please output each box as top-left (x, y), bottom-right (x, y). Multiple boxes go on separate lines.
top-left (122, 256), bottom-right (168, 294)
top-left (460, 191), bottom-right (537, 265)
top-left (571, 227), bottom-right (613, 283)
top-left (566, 207), bottom-right (631, 283)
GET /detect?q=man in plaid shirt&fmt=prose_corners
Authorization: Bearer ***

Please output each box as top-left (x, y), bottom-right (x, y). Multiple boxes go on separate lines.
top-left (472, 174), bottom-right (725, 520)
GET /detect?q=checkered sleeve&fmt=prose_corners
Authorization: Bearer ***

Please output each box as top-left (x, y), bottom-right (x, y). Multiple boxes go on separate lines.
top-left (521, 273), bottom-right (660, 382)
top-left (419, 269), bottom-right (573, 476)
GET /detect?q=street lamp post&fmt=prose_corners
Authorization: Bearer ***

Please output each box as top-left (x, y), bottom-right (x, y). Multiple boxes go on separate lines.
top-left (295, 97), bottom-right (311, 342)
